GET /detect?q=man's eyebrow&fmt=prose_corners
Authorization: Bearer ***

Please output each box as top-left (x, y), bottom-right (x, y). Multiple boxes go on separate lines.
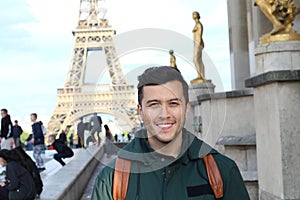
top-left (145, 98), bottom-right (182, 104)
top-left (146, 99), bottom-right (159, 104)
top-left (169, 98), bottom-right (182, 102)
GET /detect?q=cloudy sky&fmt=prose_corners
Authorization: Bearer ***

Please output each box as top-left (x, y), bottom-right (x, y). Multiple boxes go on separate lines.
top-left (0, 0), bottom-right (230, 131)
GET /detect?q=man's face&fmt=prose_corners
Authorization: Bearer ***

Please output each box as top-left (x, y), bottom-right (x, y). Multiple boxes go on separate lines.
top-left (30, 115), bottom-right (36, 122)
top-left (1, 111), bottom-right (7, 118)
top-left (138, 80), bottom-right (190, 144)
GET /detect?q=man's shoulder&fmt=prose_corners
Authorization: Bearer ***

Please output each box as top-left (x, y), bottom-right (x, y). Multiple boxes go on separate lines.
top-left (32, 122), bottom-right (41, 127)
top-left (190, 136), bottom-right (238, 173)
top-left (95, 159), bottom-right (116, 184)
top-left (212, 152), bottom-right (238, 173)
top-left (193, 139), bottom-right (249, 198)
top-left (122, 137), bottom-right (138, 149)
top-left (116, 130), bottom-right (147, 154)
top-left (190, 138), bottom-right (242, 188)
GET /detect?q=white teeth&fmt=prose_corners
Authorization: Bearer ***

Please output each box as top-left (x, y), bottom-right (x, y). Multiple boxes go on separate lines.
top-left (158, 124), bottom-right (172, 128)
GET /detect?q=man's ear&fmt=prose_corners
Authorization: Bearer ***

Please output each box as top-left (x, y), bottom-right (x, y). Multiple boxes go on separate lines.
top-left (185, 102), bottom-right (191, 118)
top-left (137, 104), bottom-right (144, 121)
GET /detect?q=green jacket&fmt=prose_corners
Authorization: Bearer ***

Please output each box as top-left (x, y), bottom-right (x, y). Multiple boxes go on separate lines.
top-left (92, 128), bottom-right (250, 200)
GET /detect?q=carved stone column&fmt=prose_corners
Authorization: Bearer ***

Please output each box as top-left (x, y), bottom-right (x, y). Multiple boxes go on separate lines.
top-left (227, 0), bottom-right (250, 90)
top-left (246, 41), bottom-right (300, 199)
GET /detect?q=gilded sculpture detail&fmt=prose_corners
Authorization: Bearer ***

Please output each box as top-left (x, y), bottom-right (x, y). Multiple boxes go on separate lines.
top-left (169, 50), bottom-right (177, 68)
top-left (191, 11), bottom-right (207, 84)
top-left (255, 0), bottom-right (300, 43)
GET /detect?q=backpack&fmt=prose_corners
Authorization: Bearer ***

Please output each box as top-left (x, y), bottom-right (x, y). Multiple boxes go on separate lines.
top-left (113, 154), bottom-right (223, 200)
top-left (97, 116), bottom-right (102, 125)
top-left (41, 125), bottom-right (47, 135)
top-left (10, 147), bottom-right (43, 195)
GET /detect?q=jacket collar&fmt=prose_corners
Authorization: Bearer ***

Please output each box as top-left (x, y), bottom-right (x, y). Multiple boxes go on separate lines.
top-left (118, 128), bottom-right (217, 167)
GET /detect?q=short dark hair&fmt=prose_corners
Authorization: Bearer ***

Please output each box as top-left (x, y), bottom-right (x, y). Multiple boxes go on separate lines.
top-left (137, 66), bottom-right (189, 105)
top-left (14, 120), bottom-right (18, 123)
top-left (1, 109), bottom-right (8, 113)
top-left (31, 113), bottom-right (37, 119)
top-left (104, 124), bottom-right (109, 131)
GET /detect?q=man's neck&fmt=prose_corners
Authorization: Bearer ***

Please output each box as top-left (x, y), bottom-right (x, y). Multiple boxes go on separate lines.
top-left (148, 132), bottom-right (183, 158)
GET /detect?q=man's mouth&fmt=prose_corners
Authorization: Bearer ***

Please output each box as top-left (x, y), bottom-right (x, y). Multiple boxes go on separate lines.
top-left (157, 123), bottom-right (174, 130)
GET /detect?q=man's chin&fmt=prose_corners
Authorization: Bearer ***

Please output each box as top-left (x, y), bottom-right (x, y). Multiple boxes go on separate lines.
top-left (156, 137), bottom-right (173, 144)
top-left (154, 132), bottom-right (178, 144)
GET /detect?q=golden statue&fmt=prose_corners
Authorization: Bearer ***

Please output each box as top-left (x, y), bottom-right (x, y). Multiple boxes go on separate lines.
top-left (191, 11), bottom-right (206, 84)
top-left (254, 0), bottom-right (300, 43)
top-left (169, 50), bottom-right (177, 68)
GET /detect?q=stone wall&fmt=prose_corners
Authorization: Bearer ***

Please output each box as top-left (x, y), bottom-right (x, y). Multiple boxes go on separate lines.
top-left (40, 145), bottom-right (104, 200)
top-left (197, 89), bottom-right (255, 146)
top-left (196, 89), bottom-right (258, 199)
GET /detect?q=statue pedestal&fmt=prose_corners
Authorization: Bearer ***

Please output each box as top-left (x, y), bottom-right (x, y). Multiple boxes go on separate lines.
top-left (246, 41), bottom-right (300, 200)
top-left (188, 81), bottom-right (215, 102)
top-left (185, 81), bottom-right (215, 136)
top-left (260, 32), bottom-right (300, 44)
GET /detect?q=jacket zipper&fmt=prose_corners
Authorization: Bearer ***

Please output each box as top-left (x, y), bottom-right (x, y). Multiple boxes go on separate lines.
top-left (162, 168), bottom-right (167, 200)
top-left (135, 172), bottom-right (140, 200)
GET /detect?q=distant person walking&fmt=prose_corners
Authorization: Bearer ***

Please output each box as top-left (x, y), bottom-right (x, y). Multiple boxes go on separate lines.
top-left (89, 113), bottom-right (102, 145)
top-left (30, 113), bottom-right (45, 172)
top-left (120, 133), bottom-right (127, 142)
top-left (69, 133), bottom-right (74, 148)
top-left (12, 120), bottom-right (23, 148)
top-left (0, 109), bottom-right (13, 150)
top-left (104, 125), bottom-right (113, 158)
top-left (84, 122), bottom-right (93, 146)
top-left (114, 134), bottom-right (118, 143)
top-left (77, 118), bottom-right (84, 148)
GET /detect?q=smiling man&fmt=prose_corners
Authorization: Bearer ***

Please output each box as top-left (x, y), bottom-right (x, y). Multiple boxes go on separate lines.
top-left (92, 66), bottom-right (250, 200)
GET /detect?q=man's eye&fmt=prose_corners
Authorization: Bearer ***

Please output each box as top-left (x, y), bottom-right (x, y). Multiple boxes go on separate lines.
top-left (169, 102), bottom-right (180, 106)
top-left (149, 103), bottom-right (159, 107)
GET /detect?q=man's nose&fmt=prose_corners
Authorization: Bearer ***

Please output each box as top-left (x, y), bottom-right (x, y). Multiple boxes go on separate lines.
top-left (158, 104), bottom-right (171, 118)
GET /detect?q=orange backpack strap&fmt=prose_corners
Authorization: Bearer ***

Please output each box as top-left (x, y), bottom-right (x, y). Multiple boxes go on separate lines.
top-left (203, 154), bottom-right (224, 198)
top-left (113, 157), bottom-right (131, 200)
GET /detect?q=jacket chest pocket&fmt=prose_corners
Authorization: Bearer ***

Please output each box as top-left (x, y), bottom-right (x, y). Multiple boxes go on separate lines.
top-left (187, 195), bottom-right (216, 200)
top-left (186, 184), bottom-right (216, 199)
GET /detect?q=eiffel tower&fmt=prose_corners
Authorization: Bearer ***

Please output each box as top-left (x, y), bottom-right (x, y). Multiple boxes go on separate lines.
top-left (47, 0), bottom-right (139, 136)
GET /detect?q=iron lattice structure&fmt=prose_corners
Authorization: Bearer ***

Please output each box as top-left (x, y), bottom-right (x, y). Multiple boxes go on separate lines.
top-left (47, 0), bottom-right (139, 136)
